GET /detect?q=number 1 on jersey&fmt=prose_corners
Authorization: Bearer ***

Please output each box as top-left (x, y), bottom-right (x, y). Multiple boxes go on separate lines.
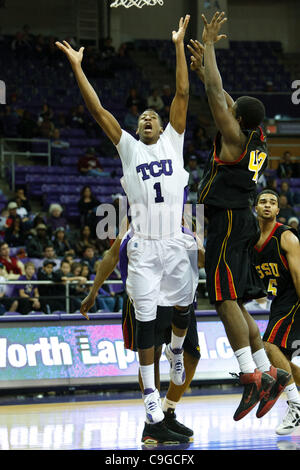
top-left (153, 182), bottom-right (164, 203)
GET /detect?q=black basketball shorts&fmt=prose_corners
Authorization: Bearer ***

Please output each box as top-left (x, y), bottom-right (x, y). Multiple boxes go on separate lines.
top-left (122, 294), bottom-right (200, 359)
top-left (205, 206), bottom-right (261, 304)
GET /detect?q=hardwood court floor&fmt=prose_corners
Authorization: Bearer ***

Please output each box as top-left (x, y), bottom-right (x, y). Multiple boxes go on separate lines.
top-left (0, 393), bottom-right (299, 451)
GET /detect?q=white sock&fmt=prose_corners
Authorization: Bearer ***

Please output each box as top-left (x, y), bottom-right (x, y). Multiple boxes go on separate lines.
top-left (162, 397), bottom-right (178, 412)
top-left (252, 348), bottom-right (272, 372)
top-left (234, 346), bottom-right (256, 374)
top-left (171, 331), bottom-right (185, 351)
top-left (140, 364), bottom-right (155, 392)
top-left (285, 382), bottom-right (300, 404)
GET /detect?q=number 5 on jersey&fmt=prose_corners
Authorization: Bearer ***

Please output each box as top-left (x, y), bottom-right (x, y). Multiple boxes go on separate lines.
top-left (248, 150), bottom-right (267, 183)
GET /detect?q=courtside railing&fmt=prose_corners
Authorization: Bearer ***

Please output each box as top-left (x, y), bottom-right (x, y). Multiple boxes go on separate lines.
top-left (0, 279), bottom-right (206, 314)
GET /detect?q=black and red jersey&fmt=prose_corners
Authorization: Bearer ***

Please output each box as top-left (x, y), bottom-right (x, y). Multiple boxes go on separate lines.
top-left (198, 126), bottom-right (268, 209)
top-left (253, 222), bottom-right (299, 309)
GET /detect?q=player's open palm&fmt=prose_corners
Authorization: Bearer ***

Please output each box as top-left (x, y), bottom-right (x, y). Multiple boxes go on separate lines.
top-left (201, 11), bottom-right (227, 45)
top-left (55, 40), bottom-right (84, 67)
top-left (172, 14), bottom-right (190, 44)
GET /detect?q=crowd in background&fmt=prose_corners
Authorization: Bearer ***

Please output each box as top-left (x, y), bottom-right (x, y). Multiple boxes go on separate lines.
top-left (0, 28), bottom-right (299, 314)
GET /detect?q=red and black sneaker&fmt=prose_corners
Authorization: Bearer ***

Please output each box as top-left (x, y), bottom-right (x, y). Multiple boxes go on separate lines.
top-left (256, 366), bottom-right (291, 418)
top-left (233, 369), bottom-right (275, 421)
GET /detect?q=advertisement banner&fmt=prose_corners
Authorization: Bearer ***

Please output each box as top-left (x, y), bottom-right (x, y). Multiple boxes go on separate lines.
top-left (0, 319), bottom-right (299, 388)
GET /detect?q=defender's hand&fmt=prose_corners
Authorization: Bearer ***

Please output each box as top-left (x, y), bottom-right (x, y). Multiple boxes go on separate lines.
top-left (201, 11), bottom-right (227, 45)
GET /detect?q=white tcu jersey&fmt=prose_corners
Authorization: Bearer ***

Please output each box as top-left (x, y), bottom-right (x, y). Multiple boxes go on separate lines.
top-left (116, 123), bottom-right (189, 239)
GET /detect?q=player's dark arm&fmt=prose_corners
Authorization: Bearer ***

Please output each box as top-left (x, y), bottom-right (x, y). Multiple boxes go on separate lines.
top-left (188, 39), bottom-right (234, 109)
top-left (201, 12), bottom-right (243, 158)
top-left (79, 217), bottom-right (128, 319)
top-left (169, 15), bottom-right (190, 134)
top-left (55, 41), bottom-right (122, 145)
top-left (79, 237), bottom-right (121, 319)
top-left (281, 230), bottom-right (300, 298)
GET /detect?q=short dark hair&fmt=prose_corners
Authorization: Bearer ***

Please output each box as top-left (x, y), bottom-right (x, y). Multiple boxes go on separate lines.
top-left (139, 109), bottom-right (163, 127)
top-left (235, 96), bottom-right (266, 130)
top-left (255, 189), bottom-right (279, 206)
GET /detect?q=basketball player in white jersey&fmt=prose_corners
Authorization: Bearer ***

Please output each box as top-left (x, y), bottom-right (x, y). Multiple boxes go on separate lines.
top-left (56, 15), bottom-right (198, 434)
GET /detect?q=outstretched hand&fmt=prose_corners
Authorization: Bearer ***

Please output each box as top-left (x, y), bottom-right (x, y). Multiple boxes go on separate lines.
top-left (55, 40), bottom-right (85, 67)
top-left (201, 11), bottom-right (227, 45)
top-left (172, 14), bottom-right (190, 44)
top-left (187, 39), bottom-right (205, 75)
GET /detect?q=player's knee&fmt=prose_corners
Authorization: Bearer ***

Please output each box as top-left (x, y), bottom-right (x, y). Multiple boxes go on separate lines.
top-left (136, 319), bottom-right (156, 350)
top-left (172, 305), bottom-right (191, 330)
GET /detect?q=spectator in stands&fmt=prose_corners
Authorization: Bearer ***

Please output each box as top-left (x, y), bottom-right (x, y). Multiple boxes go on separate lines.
top-left (78, 186), bottom-right (100, 226)
top-left (185, 155), bottom-right (203, 187)
top-left (277, 194), bottom-right (296, 224)
top-left (33, 34), bottom-right (45, 59)
top-left (11, 31), bottom-right (31, 57)
top-left (277, 151), bottom-right (297, 178)
top-left (0, 263), bottom-right (18, 314)
top-left (124, 104), bottom-right (139, 132)
top-left (161, 85), bottom-right (173, 116)
top-left (0, 242), bottom-right (24, 278)
top-left (42, 245), bottom-right (58, 264)
top-left (4, 217), bottom-right (26, 247)
top-left (22, 24), bottom-right (34, 46)
top-left (125, 88), bottom-right (145, 112)
top-left (69, 104), bottom-right (96, 136)
top-left (12, 187), bottom-right (31, 213)
top-left (77, 147), bottom-right (110, 177)
top-left (93, 259), bottom-right (118, 312)
top-left (288, 216), bottom-right (300, 234)
top-left (52, 227), bottom-right (75, 258)
top-left (0, 208), bottom-right (9, 239)
top-left (55, 260), bottom-right (90, 313)
top-left (265, 177), bottom-right (278, 193)
top-left (51, 128), bottom-right (70, 165)
top-left (18, 110), bottom-right (38, 140)
top-left (75, 225), bottom-right (98, 257)
top-left (81, 245), bottom-right (99, 273)
top-left (37, 260), bottom-right (65, 313)
top-left (6, 202), bottom-right (22, 229)
top-left (62, 254), bottom-right (75, 266)
top-left (15, 196), bottom-right (29, 222)
top-left (147, 89), bottom-right (164, 113)
top-left (193, 126), bottom-right (212, 151)
top-left (279, 180), bottom-right (294, 206)
top-left (38, 114), bottom-right (55, 139)
top-left (101, 37), bottom-right (116, 60)
top-left (26, 223), bottom-right (52, 258)
top-left (47, 204), bottom-right (68, 233)
top-left (18, 262), bottom-right (41, 315)
top-left (38, 103), bottom-right (54, 125)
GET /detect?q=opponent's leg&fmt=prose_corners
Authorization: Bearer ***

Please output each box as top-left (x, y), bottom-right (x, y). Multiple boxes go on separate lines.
top-left (236, 302), bottom-right (291, 419)
top-left (263, 341), bottom-right (300, 435)
top-left (216, 300), bottom-right (275, 421)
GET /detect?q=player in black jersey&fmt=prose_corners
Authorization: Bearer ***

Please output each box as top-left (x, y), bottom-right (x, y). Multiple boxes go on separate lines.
top-left (254, 189), bottom-right (300, 434)
top-left (188, 12), bottom-right (290, 421)
top-left (79, 232), bottom-right (203, 445)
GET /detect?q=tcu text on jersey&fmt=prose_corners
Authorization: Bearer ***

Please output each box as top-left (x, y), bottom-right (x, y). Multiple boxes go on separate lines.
top-left (136, 159), bottom-right (173, 181)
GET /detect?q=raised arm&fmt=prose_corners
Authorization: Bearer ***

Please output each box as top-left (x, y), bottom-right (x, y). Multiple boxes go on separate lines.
top-left (281, 230), bottom-right (300, 299)
top-left (55, 41), bottom-right (122, 145)
top-left (201, 12), bottom-right (244, 153)
top-left (79, 237), bottom-right (121, 320)
top-left (169, 15), bottom-right (190, 134)
top-left (188, 39), bottom-right (234, 109)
